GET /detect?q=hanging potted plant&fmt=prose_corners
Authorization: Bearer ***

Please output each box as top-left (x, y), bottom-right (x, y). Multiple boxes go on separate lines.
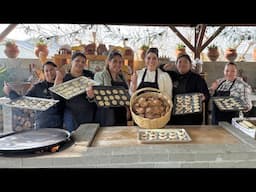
top-left (175, 43), bottom-right (186, 57)
top-left (34, 38), bottom-right (49, 58)
top-left (4, 40), bottom-right (19, 58)
top-left (225, 47), bottom-right (237, 62)
top-left (138, 45), bottom-right (149, 60)
top-left (207, 44), bottom-right (219, 61)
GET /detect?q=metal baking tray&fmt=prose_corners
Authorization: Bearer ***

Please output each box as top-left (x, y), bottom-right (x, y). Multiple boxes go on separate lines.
top-left (138, 128), bottom-right (192, 143)
top-left (173, 93), bottom-right (202, 115)
top-left (49, 76), bottom-right (99, 100)
top-left (213, 96), bottom-right (247, 111)
top-left (0, 128), bottom-right (70, 153)
top-left (93, 86), bottom-right (130, 107)
top-left (4, 96), bottom-right (59, 111)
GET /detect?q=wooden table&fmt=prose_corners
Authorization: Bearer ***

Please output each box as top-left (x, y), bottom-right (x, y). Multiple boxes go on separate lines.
top-left (92, 125), bottom-right (240, 147)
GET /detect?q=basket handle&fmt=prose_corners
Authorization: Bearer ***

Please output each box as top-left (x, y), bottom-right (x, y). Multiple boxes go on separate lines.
top-left (130, 87), bottom-right (161, 103)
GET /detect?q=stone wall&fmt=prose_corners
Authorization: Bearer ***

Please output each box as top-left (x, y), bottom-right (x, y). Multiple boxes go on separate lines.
top-left (203, 61), bottom-right (256, 89)
top-left (1, 58), bottom-right (256, 90)
top-left (0, 58), bottom-right (41, 96)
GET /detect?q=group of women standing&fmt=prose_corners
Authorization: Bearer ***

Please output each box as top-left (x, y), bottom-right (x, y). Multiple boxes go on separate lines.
top-left (3, 47), bottom-right (253, 132)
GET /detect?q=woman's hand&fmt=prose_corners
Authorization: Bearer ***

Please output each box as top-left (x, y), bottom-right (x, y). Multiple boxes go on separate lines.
top-left (86, 85), bottom-right (94, 99)
top-left (130, 72), bottom-right (138, 92)
top-left (3, 81), bottom-right (11, 96)
top-left (198, 93), bottom-right (206, 102)
top-left (210, 80), bottom-right (218, 92)
top-left (54, 69), bottom-right (65, 85)
top-left (163, 63), bottom-right (174, 71)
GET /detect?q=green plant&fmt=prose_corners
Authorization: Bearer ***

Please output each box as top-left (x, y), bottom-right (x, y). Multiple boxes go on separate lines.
top-left (36, 37), bottom-right (47, 46)
top-left (140, 44), bottom-right (149, 51)
top-left (176, 43), bottom-right (186, 49)
top-left (5, 40), bottom-right (16, 47)
top-left (208, 44), bottom-right (218, 49)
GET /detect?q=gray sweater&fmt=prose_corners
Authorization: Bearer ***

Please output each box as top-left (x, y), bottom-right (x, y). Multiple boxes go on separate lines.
top-left (94, 68), bottom-right (128, 86)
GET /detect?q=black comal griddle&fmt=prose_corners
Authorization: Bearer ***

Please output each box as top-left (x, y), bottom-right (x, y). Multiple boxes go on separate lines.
top-left (0, 128), bottom-right (71, 154)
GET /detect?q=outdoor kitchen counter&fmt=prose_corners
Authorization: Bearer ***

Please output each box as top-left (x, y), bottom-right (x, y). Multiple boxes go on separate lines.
top-left (1, 122), bottom-right (256, 168)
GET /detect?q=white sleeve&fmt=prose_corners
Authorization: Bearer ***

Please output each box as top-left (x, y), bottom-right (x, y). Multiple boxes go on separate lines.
top-left (158, 70), bottom-right (173, 100)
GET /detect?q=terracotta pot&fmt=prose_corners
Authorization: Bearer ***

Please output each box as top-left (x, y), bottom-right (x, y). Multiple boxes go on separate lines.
top-left (138, 49), bottom-right (147, 60)
top-left (34, 44), bottom-right (49, 58)
top-left (175, 48), bottom-right (186, 57)
top-left (85, 43), bottom-right (96, 55)
top-left (207, 48), bottom-right (219, 61)
top-left (4, 44), bottom-right (19, 58)
top-left (225, 48), bottom-right (237, 62)
top-left (96, 44), bottom-right (107, 55)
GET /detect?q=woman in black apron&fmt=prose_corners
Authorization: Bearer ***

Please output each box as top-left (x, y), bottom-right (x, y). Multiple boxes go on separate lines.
top-left (94, 50), bottom-right (129, 126)
top-left (109, 68), bottom-right (129, 126)
top-left (130, 47), bottom-right (172, 95)
top-left (211, 79), bottom-right (238, 125)
top-left (54, 52), bottom-right (97, 132)
top-left (137, 68), bottom-right (159, 90)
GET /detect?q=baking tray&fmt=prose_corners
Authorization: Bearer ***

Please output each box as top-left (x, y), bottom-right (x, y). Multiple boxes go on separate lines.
top-left (49, 76), bottom-right (99, 100)
top-left (0, 128), bottom-right (70, 153)
top-left (173, 93), bottom-right (202, 115)
top-left (93, 86), bottom-right (130, 107)
top-left (4, 96), bottom-right (59, 111)
top-left (213, 96), bottom-right (247, 111)
top-left (138, 128), bottom-right (192, 143)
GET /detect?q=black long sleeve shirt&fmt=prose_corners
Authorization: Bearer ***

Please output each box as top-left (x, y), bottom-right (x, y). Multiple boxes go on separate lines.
top-left (159, 65), bottom-right (210, 125)
top-left (10, 80), bottom-right (64, 128)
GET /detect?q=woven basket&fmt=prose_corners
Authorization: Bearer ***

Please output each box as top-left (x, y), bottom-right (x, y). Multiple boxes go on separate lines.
top-left (130, 87), bottom-right (173, 129)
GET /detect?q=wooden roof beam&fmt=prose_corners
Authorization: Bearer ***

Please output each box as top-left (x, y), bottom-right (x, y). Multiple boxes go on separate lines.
top-left (196, 24), bottom-right (206, 52)
top-left (0, 24), bottom-right (18, 42)
top-left (201, 25), bottom-right (225, 51)
top-left (169, 25), bottom-right (195, 52)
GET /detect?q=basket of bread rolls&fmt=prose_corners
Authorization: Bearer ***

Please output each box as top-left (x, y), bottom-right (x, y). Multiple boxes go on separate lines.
top-left (130, 87), bottom-right (172, 129)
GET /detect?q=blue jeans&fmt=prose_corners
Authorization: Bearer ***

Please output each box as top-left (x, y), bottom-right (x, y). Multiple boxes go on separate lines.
top-left (63, 109), bottom-right (77, 132)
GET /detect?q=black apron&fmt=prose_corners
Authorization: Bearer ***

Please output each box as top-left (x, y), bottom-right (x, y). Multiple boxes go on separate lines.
top-left (137, 68), bottom-right (159, 90)
top-left (211, 79), bottom-right (238, 125)
top-left (96, 69), bottom-right (128, 126)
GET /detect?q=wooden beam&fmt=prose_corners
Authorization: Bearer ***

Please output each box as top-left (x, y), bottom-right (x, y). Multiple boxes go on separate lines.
top-left (169, 25), bottom-right (195, 52)
top-left (0, 24), bottom-right (18, 42)
top-left (194, 24), bottom-right (206, 58)
top-left (196, 24), bottom-right (206, 51)
top-left (201, 26), bottom-right (225, 51)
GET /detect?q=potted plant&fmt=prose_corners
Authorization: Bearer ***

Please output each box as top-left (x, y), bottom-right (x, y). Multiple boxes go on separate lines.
top-left (4, 40), bottom-right (19, 58)
top-left (225, 47), bottom-right (237, 62)
top-left (34, 38), bottom-right (49, 58)
top-left (207, 44), bottom-right (219, 61)
top-left (138, 45), bottom-right (149, 60)
top-left (175, 43), bottom-right (186, 57)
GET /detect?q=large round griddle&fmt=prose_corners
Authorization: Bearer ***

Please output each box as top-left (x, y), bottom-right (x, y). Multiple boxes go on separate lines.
top-left (0, 128), bottom-right (70, 153)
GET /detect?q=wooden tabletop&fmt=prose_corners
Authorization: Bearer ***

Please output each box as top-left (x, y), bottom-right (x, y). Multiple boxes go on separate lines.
top-left (91, 125), bottom-right (240, 147)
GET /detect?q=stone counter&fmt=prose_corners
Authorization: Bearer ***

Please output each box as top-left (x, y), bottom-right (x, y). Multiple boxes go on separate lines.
top-left (1, 122), bottom-right (256, 168)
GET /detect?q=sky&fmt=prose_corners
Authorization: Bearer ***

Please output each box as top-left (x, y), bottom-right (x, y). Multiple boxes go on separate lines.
top-left (1, 24), bottom-right (256, 61)
top-left (0, 24), bottom-right (30, 40)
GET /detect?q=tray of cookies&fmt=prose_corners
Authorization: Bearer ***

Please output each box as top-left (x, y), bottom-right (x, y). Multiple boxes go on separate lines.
top-left (213, 96), bottom-right (247, 111)
top-left (4, 96), bottom-right (59, 111)
top-left (138, 128), bottom-right (192, 143)
top-left (93, 86), bottom-right (130, 107)
top-left (49, 76), bottom-right (99, 100)
top-left (173, 93), bottom-right (202, 115)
